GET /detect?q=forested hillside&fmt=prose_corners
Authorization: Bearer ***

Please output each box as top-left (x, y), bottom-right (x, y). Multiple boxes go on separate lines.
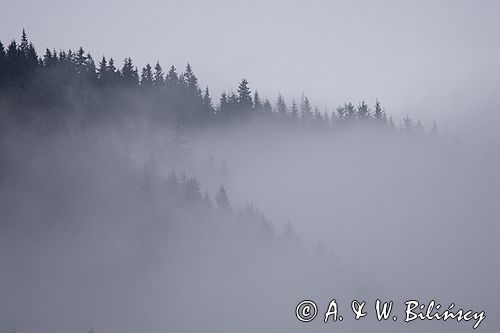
top-left (0, 30), bottom-right (443, 140)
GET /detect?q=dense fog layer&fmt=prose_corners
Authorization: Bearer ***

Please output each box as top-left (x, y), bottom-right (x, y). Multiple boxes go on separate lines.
top-left (0, 119), bottom-right (498, 333)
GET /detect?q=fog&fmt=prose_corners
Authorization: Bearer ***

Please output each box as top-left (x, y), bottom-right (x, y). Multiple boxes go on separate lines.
top-left (1, 1), bottom-right (499, 332)
top-left (0, 116), bottom-right (498, 333)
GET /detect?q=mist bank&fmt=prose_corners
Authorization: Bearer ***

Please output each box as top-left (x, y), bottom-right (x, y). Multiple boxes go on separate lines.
top-left (0, 31), bottom-right (499, 333)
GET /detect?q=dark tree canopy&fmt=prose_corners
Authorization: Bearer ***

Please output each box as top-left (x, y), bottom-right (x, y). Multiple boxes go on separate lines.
top-left (0, 30), bottom-right (440, 140)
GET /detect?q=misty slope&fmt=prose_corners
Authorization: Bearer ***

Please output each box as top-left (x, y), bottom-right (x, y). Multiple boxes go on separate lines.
top-left (0, 128), bottom-right (354, 333)
top-left (0, 31), bottom-right (499, 333)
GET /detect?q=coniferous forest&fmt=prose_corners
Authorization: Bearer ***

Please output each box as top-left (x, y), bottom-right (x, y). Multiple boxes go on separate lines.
top-left (1, 30), bottom-right (439, 136)
top-left (0, 28), bottom-right (498, 333)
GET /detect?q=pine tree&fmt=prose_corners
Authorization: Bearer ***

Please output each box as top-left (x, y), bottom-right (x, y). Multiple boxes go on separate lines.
top-left (228, 92), bottom-right (238, 111)
top-left (0, 41), bottom-right (5, 62)
top-left (218, 91), bottom-right (229, 119)
top-left (0, 41), bottom-right (5, 85)
top-left (202, 87), bottom-right (213, 115)
top-left (336, 105), bottom-right (345, 122)
top-left (121, 57), bottom-right (139, 86)
top-left (75, 47), bottom-right (87, 74)
top-left (26, 43), bottom-right (38, 68)
top-left (313, 106), bottom-right (323, 124)
top-left (300, 95), bottom-right (312, 121)
top-left (357, 101), bottom-right (370, 121)
top-left (106, 57), bottom-right (120, 85)
top-left (344, 102), bottom-right (356, 121)
top-left (84, 53), bottom-right (97, 81)
top-left (388, 116), bottom-right (396, 131)
top-left (4, 41), bottom-right (19, 83)
top-left (20, 29), bottom-right (29, 56)
top-left (290, 99), bottom-right (299, 120)
top-left (237, 78), bottom-right (253, 109)
top-left (276, 94), bottom-right (287, 117)
top-left (263, 98), bottom-right (273, 113)
top-left (153, 61), bottom-right (164, 87)
top-left (184, 63), bottom-right (199, 92)
top-left (253, 90), bottom-right (262, 111)
top-left (373, 99), bottom-right (386, 124)
top-left (140, 63), bottom-right (153, 88)
top-left (165, 65), bottom-right (178, 86)
top-left (97, 56), bottom-right (107, 81)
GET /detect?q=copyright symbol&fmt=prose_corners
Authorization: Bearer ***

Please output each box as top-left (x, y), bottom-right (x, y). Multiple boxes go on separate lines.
top-left (295, 300), bottom-right (317, 322)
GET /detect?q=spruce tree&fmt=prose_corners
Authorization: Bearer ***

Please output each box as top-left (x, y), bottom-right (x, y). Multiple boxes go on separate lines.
top-left (97, 56), bottom-right (107, 81)
top-left (237, 78), bottom-right (252, 109)
top-left (253, 90), bottom-right (262, 111)
top-left (166, 65), bottom-right (178, 86)
top-left (153, 61), bottom-right (164, 87)
top-left (140, 63), bottom-right (153, 88)
top-left (184, 63), bottom-right (199, 92)
top-left (276, 94), bottom-right (287, 117)
top-left (373, 99), bottom-right (386, 124)
top-left (290, 99), bottom-right (299, 120)
top-left (121, 57), bottom-right (139, 86)
top-left (202, 87), bottom-right (213, 115)
top-left (300, 95), bottom-right (312, 122)
top-left (344, 102), bottom-right (356, 121)
top-left (75, 47), bottom-right (87, 74)
top-left (20, 29), bottom-right (29, 56)
top-left (263, 98), bottom-right (273, 113)
top-left (218, 92), bottom-right (229, 119)
top-left (0, 41), bottom-right (5, 62)
top-left (357, 101), bottom-right (370, 121)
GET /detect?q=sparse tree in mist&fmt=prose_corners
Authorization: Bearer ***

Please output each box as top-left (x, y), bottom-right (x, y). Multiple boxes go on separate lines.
top-left (276, 94), bottom-right (287, 118)
top-left (313, 106), bottom-right (323, 125)
top-left (357, 101), bottom-right (370, 121)
top-left (253, 90), bottom-right (262, 111)
top-left (215, 185), bottom-right (230, 210)
top-left (290, 99), bottom-right (299, 121)
top-left (388, 116), bottom-right (396, 131)
top-left (336, 105), bottom-right (345, 123)
top-left (415, 120), bottom-right (425, 137)
top-left (300, 95), bottom-right (313, 123)
top-left (218, 91), bottom-right (230, 120)
top-left (263, 98), bottom-right (273, 113)
top-left (402, 115), bottom-right (413, 133)
top-left (373, 99), bottom-right (386, 125)
top-left (430, 120), bottom-right (439, 140)
top-left (344, 102), bottom-right (356, 121)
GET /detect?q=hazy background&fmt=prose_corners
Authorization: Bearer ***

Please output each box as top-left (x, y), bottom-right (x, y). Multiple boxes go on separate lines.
top-left (1, 1), bottom-right (499, 333)
top-left (1, 0), bottom-right (499, 139)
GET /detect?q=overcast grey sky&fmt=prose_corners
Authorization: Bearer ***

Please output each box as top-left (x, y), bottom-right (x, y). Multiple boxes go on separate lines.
top-left (1, 0), bottom-right (499, 138)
